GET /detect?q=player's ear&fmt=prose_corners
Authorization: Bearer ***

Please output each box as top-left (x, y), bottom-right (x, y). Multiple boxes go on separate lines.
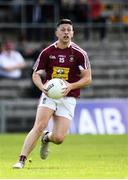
top-left (71, 30), bottom-right (74, 38)
top-left (70, 29), bottom-right (74, 39)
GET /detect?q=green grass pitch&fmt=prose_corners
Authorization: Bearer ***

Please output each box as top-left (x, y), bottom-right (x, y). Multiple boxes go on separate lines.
top-left (0, 134), bottom-right (128, 179)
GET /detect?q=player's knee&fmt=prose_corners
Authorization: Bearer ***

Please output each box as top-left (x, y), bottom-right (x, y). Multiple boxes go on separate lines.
top-left (53, 135), bottom-right (64, 144)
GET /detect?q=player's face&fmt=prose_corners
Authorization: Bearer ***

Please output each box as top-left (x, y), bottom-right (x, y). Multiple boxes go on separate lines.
top-left (56, 24), bottom-right (74, 43)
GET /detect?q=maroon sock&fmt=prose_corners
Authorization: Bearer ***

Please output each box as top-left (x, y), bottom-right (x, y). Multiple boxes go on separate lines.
top-left (19, 155), bottom-right (27, 163)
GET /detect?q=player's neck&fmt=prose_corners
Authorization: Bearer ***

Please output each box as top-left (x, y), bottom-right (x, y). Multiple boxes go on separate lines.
top-left (56, 41), bottom-right (71, 49)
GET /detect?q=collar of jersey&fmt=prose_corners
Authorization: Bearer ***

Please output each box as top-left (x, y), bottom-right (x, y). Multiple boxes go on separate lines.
top-left (54, 41), bottom-right (72, 49)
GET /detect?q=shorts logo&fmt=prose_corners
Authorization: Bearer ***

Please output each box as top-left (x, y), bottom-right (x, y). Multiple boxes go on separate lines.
top-left (42, 97), bottom-right (47, 104)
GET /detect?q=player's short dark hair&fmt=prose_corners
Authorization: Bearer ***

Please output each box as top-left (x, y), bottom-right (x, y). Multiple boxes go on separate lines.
top-left (56, 19), bottom-right (73, 27)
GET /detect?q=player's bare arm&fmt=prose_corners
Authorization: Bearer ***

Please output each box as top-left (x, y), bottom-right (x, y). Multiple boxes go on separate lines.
top-left (73, 68), bottom-right (92, 89)
top-left (32, 70), bottom-right (47, 93)
top-left (63, 68), bottom-right (92, 96)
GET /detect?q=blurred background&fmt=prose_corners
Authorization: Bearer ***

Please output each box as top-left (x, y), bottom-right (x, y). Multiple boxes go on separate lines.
top-left (0, 0), bottom-right (128, 134)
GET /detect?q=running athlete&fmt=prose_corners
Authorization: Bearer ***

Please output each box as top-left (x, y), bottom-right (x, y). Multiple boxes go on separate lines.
top-left (13, 19), bottom-right (92, 168)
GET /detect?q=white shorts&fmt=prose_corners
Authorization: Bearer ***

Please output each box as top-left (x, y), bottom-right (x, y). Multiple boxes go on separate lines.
top-left (38, 93), bottom-right (76, 121)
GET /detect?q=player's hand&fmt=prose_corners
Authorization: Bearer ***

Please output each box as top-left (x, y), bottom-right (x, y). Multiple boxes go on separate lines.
top-left (42, 81), bottom-right (49, 95)
top-left (62, 81), bottom-right (72, 96)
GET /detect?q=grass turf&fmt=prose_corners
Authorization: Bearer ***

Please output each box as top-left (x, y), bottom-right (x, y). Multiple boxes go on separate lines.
top-left (0, 134), bottom-right (128, 179)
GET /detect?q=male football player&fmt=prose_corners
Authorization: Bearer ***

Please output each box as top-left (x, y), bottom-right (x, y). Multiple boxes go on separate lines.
top-left (13, 19), bottom-right (92, 168)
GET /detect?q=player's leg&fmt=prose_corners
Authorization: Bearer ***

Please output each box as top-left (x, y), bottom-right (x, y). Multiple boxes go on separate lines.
top-left (13, 106), bottom-right (54, 168)
top-left (40, 97), bottom-right (76, 159)
top-left (49, 115), bottom-right (71, 144)
top-left (50, 97), bottom-right (76, 144)
top-left (20, 106), bottom-right (54, 156)
top-left (40, 115), bottom-right (70, 159)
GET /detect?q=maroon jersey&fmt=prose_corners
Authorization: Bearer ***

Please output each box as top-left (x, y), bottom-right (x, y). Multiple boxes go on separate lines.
top-left (33, 41), bottom-right (90, 98)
